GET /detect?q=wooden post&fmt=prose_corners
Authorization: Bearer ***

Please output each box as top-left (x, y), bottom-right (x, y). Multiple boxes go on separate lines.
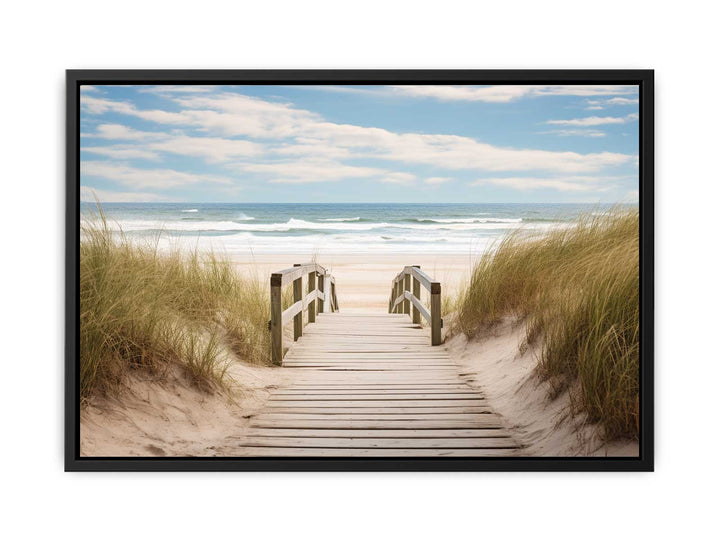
top-left (430, 281), bottom-right (442, 346)
top-left (332, 280), bottom-right (338, 311)
top-left (293, 263), bottom-right (303, 341)
top-left (403, 272), bottom-right (411, 316)
top-left (270, 273), bottom-right (283, 365)
top-left (318, 272), bottom-right (325, 314)
top-left (390, 281), bottom-right (394, 313)
top-left (393, 281), bottom-right (399, 313)
top-left (412, 265), bottom-right (421, 324)
top-left (308, 270), bottom-right (316, 323)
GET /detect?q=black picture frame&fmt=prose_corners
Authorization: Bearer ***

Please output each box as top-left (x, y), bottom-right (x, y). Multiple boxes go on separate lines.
top-left (66, 69), bottom-right (654, 472)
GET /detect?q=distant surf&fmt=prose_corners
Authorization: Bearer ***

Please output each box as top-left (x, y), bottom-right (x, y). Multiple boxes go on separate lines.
top-left (81, 202), bottom-right (619, 255)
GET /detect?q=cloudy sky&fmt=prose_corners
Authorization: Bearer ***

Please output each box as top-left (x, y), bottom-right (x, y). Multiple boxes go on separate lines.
top-left (80, 84), bottom-right (639, 203)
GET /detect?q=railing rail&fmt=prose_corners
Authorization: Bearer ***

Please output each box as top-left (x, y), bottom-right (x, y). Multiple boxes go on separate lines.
top-left (270, 262), bottom-right (338, 364)
top-left (388, 265), bottom-right (442, 345)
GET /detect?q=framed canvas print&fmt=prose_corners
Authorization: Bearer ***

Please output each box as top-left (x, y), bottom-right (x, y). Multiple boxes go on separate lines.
top-left (66, 70), bottom-right (653, 471)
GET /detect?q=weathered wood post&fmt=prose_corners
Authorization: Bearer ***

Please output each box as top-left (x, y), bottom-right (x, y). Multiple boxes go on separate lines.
top-left (393, 280), bottom-right (400, 313)
top-left (318, 271), bottom-right (325, 314)
top-left (430, 281), bottom-right (442, 346)
top-left (270, 272), bottom-right (283, 365)
top-left (293, 263), bottom-right (303, 341)
top-left (412, 265), bottom-right (421, 324)
top-left (403, 271), bottom-right (411, 316)
top-left (308, 269), bottom-right (316, 323)
top-left (330, 277), bottom-right (340, 311)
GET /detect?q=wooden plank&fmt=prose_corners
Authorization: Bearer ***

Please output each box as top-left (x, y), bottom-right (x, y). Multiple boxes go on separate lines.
top-left (317, 274), bottom-right (325, 314)
top-left (307, 271), bottom-right (316, 323)
top-left (281, 299), bottom-right (303, 327)
top-left (265, 400), bottom-right (488, 408)
top-left (240, 437), bottom-right (518, 449)
top-left (270, 283), bottom-right (283, 365)
top-left (236, 447), bottom-right (518, 457)
top-left (412, 269), bottom-right (422, 324)
top-left (409, 266), bottom-right (434, 292)
top-left (403, 273), bottom-right (411, 314)
top-left (254, 411), bottom-right (491, 418)
top-left (273, 263), bottom-right (326, 287)
top-left (244, 428), bottom-right (512, 438)
top-left (250, 419), bottom-right (504, 429)
top-left (293, 264), bottom-right (303, 340)
top-left (284, 356), bottom-right (453, 361)
top-left (272, 390), bottom-right (481, 396)
top-left (282, 366), bottom-right (457, 371)
top-left (431, 285), bottom-right (442, 346)
top-left (278, 388), bottom-right (476, 393)
top-left (407, 292), bottom-right (431, 324)
top-left (268, 393), bottom-right (484, 400)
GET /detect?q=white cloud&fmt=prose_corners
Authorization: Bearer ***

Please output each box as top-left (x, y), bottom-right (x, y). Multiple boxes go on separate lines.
top-left (93, 123), bottom-right (165, 140)
top-left (240, 159), bottom-right (382, 184)
top-left (606, 97), bottom-right (639, 106)
top-left (83, 147), bottom-right (161, 160)
top-left (471, 175), bottom-right (624, 192)
top-left (138, 85), bottom-right (217, 94)
top-left (392, 85), bottom-right (536, 103)
top-left (81, 161), bottom-right (234, 189)
top-left (82, 92), bottom-right (636, 176)
top-left (584, 97), bottom-right (640, 110)
top-left (391, 85), bottom-right (638, 102)
top-left (80, 186), bottom-right (173, 202)
top-left (425, 176), bottom-right (453, 185)
top-left (541, 129), bottom-right (606, 138)
top-left (80, 85), bottom-right (99, 93)
top-left (299, 123), bottom-right (631, 173)
top-left (171, 93), bottom-right (319, 137)
top-left (378, 172), bottom-right (416, 185)
top-left (147, 136), bottom-right (262, 162)
top-left (547, 113), bottom-right (638, 127)
top-left (81, 96), bottom-right (189, 124)
top-left (87, 124), bottom-right (263, 161)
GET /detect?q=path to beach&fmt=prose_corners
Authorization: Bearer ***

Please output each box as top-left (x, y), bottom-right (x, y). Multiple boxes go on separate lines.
top-left (235, 311), bottom-right (521, 457)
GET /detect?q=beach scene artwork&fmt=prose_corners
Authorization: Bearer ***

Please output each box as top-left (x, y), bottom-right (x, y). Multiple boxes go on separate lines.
top-left (79, 84), bottom-right (640, 457)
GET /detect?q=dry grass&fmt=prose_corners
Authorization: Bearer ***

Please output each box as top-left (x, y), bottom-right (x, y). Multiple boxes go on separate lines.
top-left (455, 209), bottom-right (639, 439)
top-left (80, 207), bottom-right (272, 403)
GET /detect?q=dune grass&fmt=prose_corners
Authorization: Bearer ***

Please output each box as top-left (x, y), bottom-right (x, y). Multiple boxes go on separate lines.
top-left (455, 209), bottom-right (639, 439)
top-left (80, 208), bottom-right (272, 403)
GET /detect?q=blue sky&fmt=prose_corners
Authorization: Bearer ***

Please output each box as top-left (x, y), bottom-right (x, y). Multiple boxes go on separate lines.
top-left (80, 84), bottom-right (639, 203)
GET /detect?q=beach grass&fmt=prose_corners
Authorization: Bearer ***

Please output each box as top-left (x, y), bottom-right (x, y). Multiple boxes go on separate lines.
top-left (80, 207), bottom-right (272, 403)
top-left (455, 209), bottom-right (639, 439)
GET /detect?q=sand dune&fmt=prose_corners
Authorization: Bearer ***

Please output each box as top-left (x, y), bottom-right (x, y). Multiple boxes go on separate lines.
top-left (446, 318), bottom-right (638, 457)
top-left (80, 363), bottom-right (292, 457)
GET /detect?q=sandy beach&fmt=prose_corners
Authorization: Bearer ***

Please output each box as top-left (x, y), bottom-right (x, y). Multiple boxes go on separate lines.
top-left (230, 252), bottom-right (477, 312)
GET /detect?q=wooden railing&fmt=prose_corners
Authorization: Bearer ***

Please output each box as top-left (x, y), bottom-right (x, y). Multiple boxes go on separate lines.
top-left (270, 262), bottom-right (338, 364)
top-left (388, 265), bottom-right (442, 345)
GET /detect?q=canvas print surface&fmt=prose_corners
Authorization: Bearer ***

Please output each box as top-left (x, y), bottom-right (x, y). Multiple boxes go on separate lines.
top-left (78, 83), bottom-right (641, 458)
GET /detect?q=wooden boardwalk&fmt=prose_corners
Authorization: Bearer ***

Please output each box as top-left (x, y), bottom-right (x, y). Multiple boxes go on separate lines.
top-left (237, 312), bottom-right (521, 457)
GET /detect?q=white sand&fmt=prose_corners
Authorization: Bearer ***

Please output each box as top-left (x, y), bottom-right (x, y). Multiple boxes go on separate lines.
top-left (446, 318), bottom-right (639, 457)
top-left (80, 363), bottom-right (293, 457)
top-left (229, 252), bottom-right (476, 312)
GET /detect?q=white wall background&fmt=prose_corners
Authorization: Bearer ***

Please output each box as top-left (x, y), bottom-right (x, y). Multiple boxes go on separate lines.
top-left (1, 1), bottom-right (717, 537)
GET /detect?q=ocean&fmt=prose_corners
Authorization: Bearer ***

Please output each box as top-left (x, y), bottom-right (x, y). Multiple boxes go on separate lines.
top-left (80, 203), bottom-right (620, 255)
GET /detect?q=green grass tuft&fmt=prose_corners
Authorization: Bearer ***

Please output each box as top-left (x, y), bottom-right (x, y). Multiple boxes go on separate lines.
top-left (80, 206), bottom-right (272, 403)
top-left (455, 209), bottom-right (639, 439)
